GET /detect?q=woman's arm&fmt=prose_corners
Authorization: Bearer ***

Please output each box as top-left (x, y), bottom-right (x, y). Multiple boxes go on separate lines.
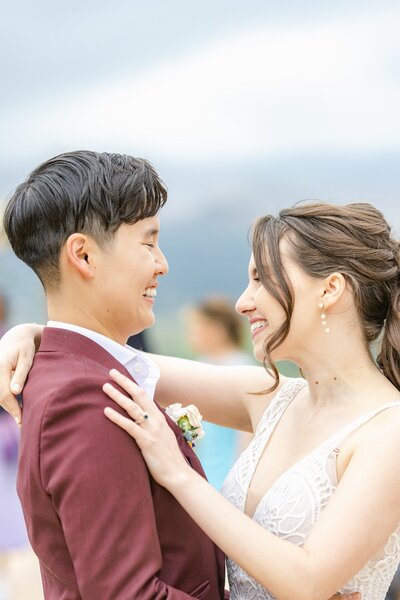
top-left (0, 322), bottom-right (281, 432)
top-left (0, 323), bottom-right (43, 423)
top-left (150, 353), bottom-right (282, 432)
top-left (104, 369), bottom-right (400, 600)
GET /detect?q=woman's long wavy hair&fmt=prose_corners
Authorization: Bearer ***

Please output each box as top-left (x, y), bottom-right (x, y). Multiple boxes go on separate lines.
top-left (252, 202), bottom-right (400, 392)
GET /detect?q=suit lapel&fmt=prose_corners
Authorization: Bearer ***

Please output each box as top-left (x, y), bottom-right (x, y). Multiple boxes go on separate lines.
top-left (39, 327), bottom-right (207, 479)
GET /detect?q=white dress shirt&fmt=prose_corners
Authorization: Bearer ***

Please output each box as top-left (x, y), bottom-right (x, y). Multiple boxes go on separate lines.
top-left (47, 321), bottom-right (159, 400)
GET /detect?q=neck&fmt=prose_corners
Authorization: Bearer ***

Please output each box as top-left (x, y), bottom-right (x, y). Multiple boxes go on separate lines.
top-left (289, 332), bottom-right (385, 408)
top-left (47, 294), bottom-right (127, 345)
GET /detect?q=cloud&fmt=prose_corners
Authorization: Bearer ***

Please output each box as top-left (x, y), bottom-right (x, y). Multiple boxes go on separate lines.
top-left (2, 7), bottom-right (400, 163)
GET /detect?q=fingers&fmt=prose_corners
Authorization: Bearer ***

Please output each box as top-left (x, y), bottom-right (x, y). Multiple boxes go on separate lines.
top-left (108, 369), bottom-right (154, 412)
top-left (102, 382), bottom-right (149, 423)
top-left (103, 375), bottom-right (151, 443)
top-left (103, 369), bottom-right (161, 427)
top-left (104, 407), bottom-right (143, 441)
top-left (1, 395), bottom-right (22, 426)
top-left (0, 326), bottom-right (38, 425)
top-left (0, 361), bottom-right (22, 424)
top-left (104, 369), bottom-right (192, 490)
top-left (11, 350), bottom-right (32, 395)
top-left (109, 368), bottom-right (148, 398)
top-left (0, 345), bottom-right (34, 425)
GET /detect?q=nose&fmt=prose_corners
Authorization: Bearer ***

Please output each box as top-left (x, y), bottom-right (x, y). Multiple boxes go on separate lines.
top-left (156, 247), bottom-right (169, 276)
top-left (235, 284), bottom-right (255, 316)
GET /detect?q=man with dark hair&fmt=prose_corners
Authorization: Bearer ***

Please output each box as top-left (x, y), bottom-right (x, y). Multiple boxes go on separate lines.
top-left (3, 151), bottom-right (225, 599)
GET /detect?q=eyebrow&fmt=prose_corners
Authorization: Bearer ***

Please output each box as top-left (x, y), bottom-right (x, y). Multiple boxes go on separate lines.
top-left (143, 227), bottom-right (159, 237)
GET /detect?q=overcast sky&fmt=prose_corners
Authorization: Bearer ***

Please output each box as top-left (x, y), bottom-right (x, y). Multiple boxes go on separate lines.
top-left (1, 0), bottom-right (399, 326)
top-left (1, 1), bottom-right (400, 188)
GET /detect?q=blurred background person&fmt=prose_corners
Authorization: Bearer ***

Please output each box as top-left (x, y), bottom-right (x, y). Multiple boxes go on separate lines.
top-left (185, 296), bottom-right (254, 489)
top-left (127, 330), bottom-right (150, 352)
top-left (1, 0), bottom-right (399, 591)
top-left (0, 293), bottom-right (42, 600)
top-left (0, 295), bottom-right (8, 338)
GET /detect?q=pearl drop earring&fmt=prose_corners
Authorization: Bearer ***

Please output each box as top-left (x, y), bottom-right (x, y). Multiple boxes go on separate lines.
top-left (319, 302), bottom-right (330, 333)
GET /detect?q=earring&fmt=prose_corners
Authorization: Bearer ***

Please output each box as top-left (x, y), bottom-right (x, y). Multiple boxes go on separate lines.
top-left (319, 302), bottom-right (330, 333)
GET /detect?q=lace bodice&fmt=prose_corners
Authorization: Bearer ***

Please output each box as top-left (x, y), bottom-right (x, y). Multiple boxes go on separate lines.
top-left (221, 377), bottom-right (400, 600)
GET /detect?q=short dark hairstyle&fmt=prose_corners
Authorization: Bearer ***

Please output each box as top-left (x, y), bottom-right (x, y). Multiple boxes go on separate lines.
top-left (3, 150), bottom-right (167, 289)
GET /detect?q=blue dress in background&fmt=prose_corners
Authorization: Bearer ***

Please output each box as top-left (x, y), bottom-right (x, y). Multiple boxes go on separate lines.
top-left (195, 351), bottom-right (254, 490)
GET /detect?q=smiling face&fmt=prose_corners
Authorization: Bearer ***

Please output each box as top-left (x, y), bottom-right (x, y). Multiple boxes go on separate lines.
top-left (236, 241), bottom-right (323, 364)
top-left (91, 215), bottom-right (168, 340)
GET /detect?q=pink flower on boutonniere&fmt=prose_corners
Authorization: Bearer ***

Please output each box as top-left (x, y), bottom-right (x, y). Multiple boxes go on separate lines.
top-left (165, 403), bottom-right (205, 447)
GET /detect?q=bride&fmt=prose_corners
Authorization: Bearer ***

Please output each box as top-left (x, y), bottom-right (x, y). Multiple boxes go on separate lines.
top-left (1, 202), bottom-right (399, 600)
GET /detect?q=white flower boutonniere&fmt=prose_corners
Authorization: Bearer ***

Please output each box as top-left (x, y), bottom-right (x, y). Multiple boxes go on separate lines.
top-left (165, 403), bottom-right (206, 448)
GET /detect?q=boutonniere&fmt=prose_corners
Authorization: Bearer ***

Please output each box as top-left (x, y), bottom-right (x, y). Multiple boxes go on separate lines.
top-left (165, 403), bottom-right (206, 448)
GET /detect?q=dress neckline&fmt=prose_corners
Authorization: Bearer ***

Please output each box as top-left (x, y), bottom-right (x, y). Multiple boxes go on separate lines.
top-left (244, 378), bottom-right (400, 519)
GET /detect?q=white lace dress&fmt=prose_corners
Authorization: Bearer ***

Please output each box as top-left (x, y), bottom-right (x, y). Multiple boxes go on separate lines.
top-left (221, 377), bottom-right (400, 600)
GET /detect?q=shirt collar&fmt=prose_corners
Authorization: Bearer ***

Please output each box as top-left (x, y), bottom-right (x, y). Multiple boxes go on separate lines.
top-left (47, 321), bottom-right (159, 399)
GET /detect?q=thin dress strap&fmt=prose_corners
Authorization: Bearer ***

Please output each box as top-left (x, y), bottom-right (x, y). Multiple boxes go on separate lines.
top-left (256, 377), bottom-right (307, 435)
top-left (323, 400), bottom-right (400, 455)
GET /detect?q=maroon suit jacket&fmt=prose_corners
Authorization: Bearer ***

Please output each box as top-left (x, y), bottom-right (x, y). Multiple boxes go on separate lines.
top-left (18, 328), bottom-right (227, 599)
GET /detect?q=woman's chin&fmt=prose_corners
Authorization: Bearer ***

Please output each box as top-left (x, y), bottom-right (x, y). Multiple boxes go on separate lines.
top-left (253, 346), bottom-right (265, 363)
top-left (253, 346), bottom-right (286, 366)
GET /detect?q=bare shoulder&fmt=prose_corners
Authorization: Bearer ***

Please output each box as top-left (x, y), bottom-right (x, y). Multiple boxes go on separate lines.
top-left (369, 392), bottom-right (400, 437)
top-left (367, 385), bottom-right (400, 428)
top-left (352, 389), bottom-right (400, 461)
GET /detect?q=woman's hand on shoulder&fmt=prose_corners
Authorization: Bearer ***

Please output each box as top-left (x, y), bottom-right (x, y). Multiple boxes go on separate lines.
top-left (0, 323), bottom-right (43, 423)
top-left (103, 368), bottom-right (191, 490)
top-left (152, 353), bottom-right (283, 434)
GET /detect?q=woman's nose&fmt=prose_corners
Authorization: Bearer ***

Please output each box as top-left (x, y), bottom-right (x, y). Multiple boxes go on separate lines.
top-left (235, 286), bottom-right (254, 316)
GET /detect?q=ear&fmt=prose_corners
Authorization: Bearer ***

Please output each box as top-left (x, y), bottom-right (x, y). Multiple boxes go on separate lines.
top-left (319, 272), bottom-right (346, 309)
top-left (65, 233), bottom-right (96, 280)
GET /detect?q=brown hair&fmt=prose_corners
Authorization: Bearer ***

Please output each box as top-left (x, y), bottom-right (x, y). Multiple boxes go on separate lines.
top-left (252, 202), bottom-right (400, 391)
top-left (195, 297), bottom-right (244, 347)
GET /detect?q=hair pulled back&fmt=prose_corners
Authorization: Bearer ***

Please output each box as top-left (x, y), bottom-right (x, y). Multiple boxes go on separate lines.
top-left (252, 202), bottom-right (400, 391)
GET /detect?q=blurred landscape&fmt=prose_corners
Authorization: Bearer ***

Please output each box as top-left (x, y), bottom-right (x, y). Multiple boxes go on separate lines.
top-left (1, 1), bottom-right (400, 355)
top-left (1, 152), bottom-right (399, 355)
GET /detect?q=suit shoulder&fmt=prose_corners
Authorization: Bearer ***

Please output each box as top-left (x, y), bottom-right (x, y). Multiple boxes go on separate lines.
top-left (31, 350), bottom-right (113, 387)
top-left (25, 351), bottom-right (116, 421)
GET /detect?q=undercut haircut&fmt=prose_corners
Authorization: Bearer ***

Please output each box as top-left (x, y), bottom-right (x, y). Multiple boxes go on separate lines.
top-left (3, 151), bottom-right (167, 290)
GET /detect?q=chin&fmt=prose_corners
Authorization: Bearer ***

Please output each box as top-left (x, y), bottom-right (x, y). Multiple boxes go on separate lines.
top-left (253, 340), bottom-right (287, 365)
top-left (253, 345), bottom-right (265, 364)
top-left (142, 314), bottom-right (155, 330)
top-left (252, 331), bottom-right (269, 360)
top-left (128, 315), bottom-right (155, 336)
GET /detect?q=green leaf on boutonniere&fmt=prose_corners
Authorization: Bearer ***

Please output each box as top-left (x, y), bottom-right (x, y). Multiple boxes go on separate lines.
top-left (177, 415), bottom-right (191, 432)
